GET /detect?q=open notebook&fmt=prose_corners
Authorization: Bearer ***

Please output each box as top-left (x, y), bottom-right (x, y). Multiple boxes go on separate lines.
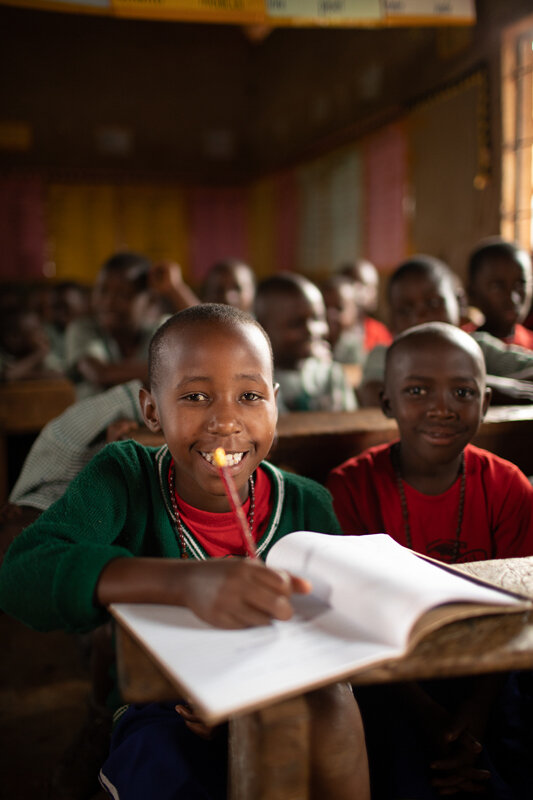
top-left (111, 532), bottom-right (531, 724)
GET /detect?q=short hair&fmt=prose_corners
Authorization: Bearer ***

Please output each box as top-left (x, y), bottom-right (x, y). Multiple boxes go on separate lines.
top-left (468, 237), bottom-right (532, 283)
top-left (99, 252), bottom-right (151, 293)
top-left (254, 272), bottom-right (316, 322)
top-left (385, 321), bottom-right (486, 379)
top-left (387, 255), bottom-right (453, 302)
top-left (148, 303), bottom-right (273, 389)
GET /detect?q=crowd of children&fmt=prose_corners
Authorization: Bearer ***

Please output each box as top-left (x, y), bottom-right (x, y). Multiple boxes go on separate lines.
top-left (1, 236), bottom-right (533, 800)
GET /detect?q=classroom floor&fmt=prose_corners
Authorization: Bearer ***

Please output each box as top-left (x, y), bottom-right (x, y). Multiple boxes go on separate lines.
top-left (0, 611), bottom-right (105, 799)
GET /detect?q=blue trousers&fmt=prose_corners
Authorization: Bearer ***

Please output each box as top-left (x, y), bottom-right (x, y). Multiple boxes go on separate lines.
top-left (99, 703), bottom-right (228, 800)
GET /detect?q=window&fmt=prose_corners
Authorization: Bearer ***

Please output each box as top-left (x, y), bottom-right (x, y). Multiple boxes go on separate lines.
top-left (501, 16), bottom-right (533, 251)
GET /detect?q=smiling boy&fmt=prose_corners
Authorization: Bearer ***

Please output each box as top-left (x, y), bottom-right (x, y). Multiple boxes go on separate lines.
top-left (467, 237), bottom-right (533, 348)
top-left (328, 322), bottom-right (533, 562)
top-left (327, 322), bottom-right (533, 800)
top-left (0, 303), bottom-right (369, 800)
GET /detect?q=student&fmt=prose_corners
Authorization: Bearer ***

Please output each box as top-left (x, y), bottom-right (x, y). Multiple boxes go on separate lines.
top-left (44, 280), bottom-right (91, 369)
top-left (201, 258), bottom-right (256, 313)
top-left (327, 322), bottom-right (533, 799)
top-left (64, 252), bottom-right (155, 397)
top-left (0, 307), bottom-right (62, 381)
top-left (359, 255), bottom-right (533, 407)
top-left (467, 237), bottom-right (533, 348)
top-left (321, 274), bottom-right (364, 365)
top-left (0, 304), bottom-right (369, 800)
top-left (337, 258), bottom-right (392, 352)
top-left (255, 272), bottom-right (357, 412)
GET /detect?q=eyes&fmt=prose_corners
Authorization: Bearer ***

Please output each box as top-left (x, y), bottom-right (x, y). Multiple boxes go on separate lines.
top-left (180, 391), bottom-right (263, 403)
top-left (403, 385), bottom-right (477, 401)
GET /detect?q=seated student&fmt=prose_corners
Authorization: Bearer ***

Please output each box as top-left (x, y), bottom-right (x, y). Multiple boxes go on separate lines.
top-left (337, 258), bottom-right (392, 352)
top-left (255, 272), bottom-right (357, 412)
top-left (201, 258), bottom-right (256, 313)
top-left (359, 255), bottom-right (533, 407)
top-left (327, 322), bottom-right (533, 800)
top-left (0, 304), bottom-right (369, 800)
top-left (65, 252), bottom-right (194, 399)
top-left (321, 274), bottom-right (365, 365)
top-left (467, 237), bottom-right (533, 349)
top-left (45, 280), bottom-right (91, 369)
top-left (0, 307), bottom-right (62, 381)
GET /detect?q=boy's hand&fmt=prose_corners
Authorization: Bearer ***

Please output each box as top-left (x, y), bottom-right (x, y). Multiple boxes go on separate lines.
top-left (175, 703), bottom-right (218, 739)
top-left (183, 558), bottom-right (311, 629)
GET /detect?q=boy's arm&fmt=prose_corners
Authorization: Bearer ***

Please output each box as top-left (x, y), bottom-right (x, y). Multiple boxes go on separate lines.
top-left (96, 556), bottom-right (310, 629)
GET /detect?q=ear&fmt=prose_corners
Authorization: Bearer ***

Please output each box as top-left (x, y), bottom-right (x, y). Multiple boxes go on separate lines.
top-left (481, 386), bottom-right (492, 420)
top-left (139, 387), bottom-right (162, 432)
top-left (380, 389), bottom-right (394, 418)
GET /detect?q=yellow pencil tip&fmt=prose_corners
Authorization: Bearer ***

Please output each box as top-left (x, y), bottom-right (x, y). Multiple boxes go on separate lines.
top-left (214, 447), bottom-right (227, 467)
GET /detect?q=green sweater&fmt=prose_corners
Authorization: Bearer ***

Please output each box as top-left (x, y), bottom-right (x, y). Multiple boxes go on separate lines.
top-left (0, 441), bottom-right (341, 634)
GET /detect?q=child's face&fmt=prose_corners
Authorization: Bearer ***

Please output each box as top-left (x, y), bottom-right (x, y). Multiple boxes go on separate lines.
top-left (92, 270), bottom-right (140, 335)
top-left (203, 265), bottom-right (255, 313)
top-left (141, 321), bottom-right (278, 512)
top-left (322, 283), bottom-right (359, 346)
top-left (389, 274), bottom-right (459, 335)
top-left (2, 312), bottom-right (44, 357)
top-left (261, 285), bottom-right (330, 369)
top-left (382, 337), bottom-right (490, 470)
top-left (469, 255), bottom-right (532, 336)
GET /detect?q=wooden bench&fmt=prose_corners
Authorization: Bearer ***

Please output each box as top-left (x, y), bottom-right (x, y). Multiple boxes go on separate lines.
top-left (114, 555), bottom-right (533, 800)
top-left (132, 405), bottom-right (533, 485)
top-left (0, 378), bottom-right (76, 503)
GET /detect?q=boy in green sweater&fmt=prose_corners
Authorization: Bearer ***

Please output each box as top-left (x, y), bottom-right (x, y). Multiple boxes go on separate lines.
top-left (0, 304), bottom-right (369, 800)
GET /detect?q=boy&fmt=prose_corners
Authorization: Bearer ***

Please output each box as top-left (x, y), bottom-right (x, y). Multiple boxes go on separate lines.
top-left (328, 322), bottom-right (533, 561)
top-left (255, 272), bottom-right (357, 412)
top-left (337, 258), bottom-right (392, 353)
top-left (0, 307), bottom-right (62, 381)
top-left (328, 322), bottom-right (533, 799)
top-left (201, 258), bottom-right (256, 313)
top-left (65, 251), bottom-right (155, 398)
top-left (359, 255), bottom-right (533, 407)
top-left (0, 304), bottom-right (369, 800)
top-left (467, 237), bottom-right (533, 348)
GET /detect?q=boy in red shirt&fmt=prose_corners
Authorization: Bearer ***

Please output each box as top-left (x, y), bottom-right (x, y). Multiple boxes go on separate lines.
top-left (467, 237), bottom-right (533, 349)
top-left (328, 322), bottom-right (533, 799)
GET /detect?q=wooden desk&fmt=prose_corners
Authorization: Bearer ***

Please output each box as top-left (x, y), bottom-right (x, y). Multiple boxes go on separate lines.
top-left (114, 556), bottom-right (533, 800)
top-left (132, 405), bottom-right (533, 485)
top-left (0, 378), bottom-right (76, 503)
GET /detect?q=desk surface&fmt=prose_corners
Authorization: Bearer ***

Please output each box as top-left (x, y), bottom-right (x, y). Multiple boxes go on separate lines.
top-left (0, 378), bottom-right (76, 434)
top-left (114, 555), bottom-right (533, 800)
top-left (131, 405), bottom-right (533, 483)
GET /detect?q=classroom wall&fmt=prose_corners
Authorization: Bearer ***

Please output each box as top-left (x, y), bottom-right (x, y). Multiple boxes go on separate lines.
top-left (0, 1), bottom-right (531, 290)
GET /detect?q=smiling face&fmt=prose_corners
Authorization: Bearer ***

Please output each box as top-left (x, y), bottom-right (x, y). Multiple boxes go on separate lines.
top-left (382, 327), bottom-right (490, 477)
top-left (469, 254), bottom-right (533, 338)
top-left (259, 282), bottom-right (330, 369)
top-left (140, 319), bottom-right (278, 511)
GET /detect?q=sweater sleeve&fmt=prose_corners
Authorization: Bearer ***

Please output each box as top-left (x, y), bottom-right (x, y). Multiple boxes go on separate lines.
top-left (0, 447), bottom-right (139, 633)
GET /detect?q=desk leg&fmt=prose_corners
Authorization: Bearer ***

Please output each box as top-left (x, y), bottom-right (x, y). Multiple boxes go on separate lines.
top-left (229, 695), bottom-right (310, 800)
top-left (0, 430), bottom-right (7, 505)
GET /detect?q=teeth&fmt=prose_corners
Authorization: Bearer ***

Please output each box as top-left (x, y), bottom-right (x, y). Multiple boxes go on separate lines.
top-left (202, 451), bottom-right (244, 466)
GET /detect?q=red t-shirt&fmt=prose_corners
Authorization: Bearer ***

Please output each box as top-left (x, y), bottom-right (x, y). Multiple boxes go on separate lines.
top-left (468, 323), bottom-right (533, 350)
top-left (504, 323), bottom-right (533, 350)
top-left (171, 465), bottom-right (272, 558)
top-left (364, 316), bottom-right (392, 352)
top-left (327, 443), bottom-right (533, 563)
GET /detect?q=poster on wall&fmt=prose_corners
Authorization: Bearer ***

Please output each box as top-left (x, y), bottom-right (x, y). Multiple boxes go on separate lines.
top-left (5, 0), bottom-right (475, 24)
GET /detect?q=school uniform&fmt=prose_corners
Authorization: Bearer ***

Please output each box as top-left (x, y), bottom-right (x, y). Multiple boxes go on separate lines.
top-left (0, 440), bottom-right (342, 799)
top-left (275, 357), bottom-right (357, 412)
top-left (64, 316), bottom-right (163, 398)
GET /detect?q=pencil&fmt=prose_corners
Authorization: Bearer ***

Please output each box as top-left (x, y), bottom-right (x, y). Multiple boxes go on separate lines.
top-left (213, 447), bottom-right (257, 558)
